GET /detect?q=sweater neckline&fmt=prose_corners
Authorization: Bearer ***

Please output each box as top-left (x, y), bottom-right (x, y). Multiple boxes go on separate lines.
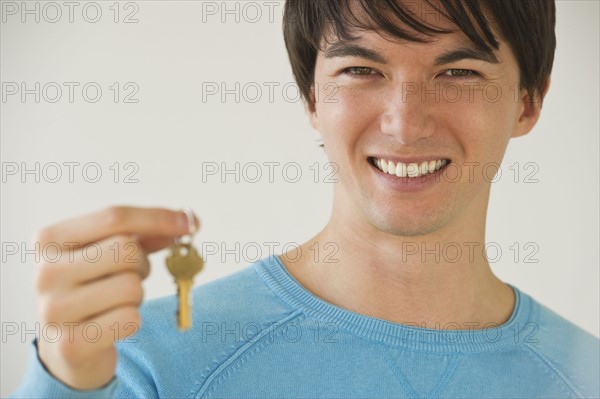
top-left (253, 254), bottom-right (535, 353)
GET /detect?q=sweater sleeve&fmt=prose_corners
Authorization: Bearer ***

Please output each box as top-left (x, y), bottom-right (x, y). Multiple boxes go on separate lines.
top-left (9, 339), bottom-right (118, 399)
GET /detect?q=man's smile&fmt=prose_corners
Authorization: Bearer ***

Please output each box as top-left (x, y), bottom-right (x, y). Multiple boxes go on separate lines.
top-left (366, 156), bottom-right (453, 193)
top-left (368, 157), bottom-right (450, 178)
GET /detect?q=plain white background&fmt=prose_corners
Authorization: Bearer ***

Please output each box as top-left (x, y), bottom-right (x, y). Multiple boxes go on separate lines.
top-left (1, 0), bottom-right (598, 395)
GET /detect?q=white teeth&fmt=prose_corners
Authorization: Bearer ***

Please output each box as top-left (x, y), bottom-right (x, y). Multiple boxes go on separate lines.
top-left (395, 162), bottom-right (407, 177)
top-left (381, 160), bottom-right (388, 173)
top-left (407, 163), bottom-right (419, 177)
top-left (428, 160), bottom-right (436, 173)
top-left (372, 157), bottom-right (448, 178)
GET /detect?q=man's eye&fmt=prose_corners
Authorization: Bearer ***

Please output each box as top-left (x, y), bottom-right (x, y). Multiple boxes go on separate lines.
top-left (341, 67), bottom-right (375, 77)
top-left (443, 69), bottom-right (478, 78)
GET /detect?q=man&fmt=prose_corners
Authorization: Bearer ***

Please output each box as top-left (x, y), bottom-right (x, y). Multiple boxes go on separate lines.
top-left (11, 0), bottom-right (600, 397)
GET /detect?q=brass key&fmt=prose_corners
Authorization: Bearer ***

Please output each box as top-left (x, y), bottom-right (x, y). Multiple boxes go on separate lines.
top-left (166, 242), bottom-right (204, 330)
top-left (166, 208), bottom-right (204, 331)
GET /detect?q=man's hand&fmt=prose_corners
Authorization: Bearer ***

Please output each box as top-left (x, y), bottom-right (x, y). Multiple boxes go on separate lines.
top-left (34, 206), bottom-right (199, 390)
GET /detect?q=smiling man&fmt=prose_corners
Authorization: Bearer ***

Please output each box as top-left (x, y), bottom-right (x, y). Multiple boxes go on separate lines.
top-left (11, 0), bottom-right (600, 398)
top-left (280, 0), bottom-right (530, 330)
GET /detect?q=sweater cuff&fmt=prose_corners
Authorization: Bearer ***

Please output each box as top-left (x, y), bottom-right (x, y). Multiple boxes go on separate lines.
top-left (10, 338), bottom-right (118, 398)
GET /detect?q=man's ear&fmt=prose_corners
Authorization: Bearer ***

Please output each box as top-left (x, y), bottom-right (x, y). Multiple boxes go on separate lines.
top-left (511, 78), bottom-right (551, 138)
top-left (306, 83), bottom-right (319, 130)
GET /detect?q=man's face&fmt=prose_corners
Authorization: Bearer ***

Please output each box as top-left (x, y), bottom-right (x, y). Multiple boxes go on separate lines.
top-left (309, 6), bottom-right (541, 237)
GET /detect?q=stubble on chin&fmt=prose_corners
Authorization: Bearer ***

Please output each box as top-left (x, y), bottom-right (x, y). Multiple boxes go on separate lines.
top-left (362, 197), bottom-right (456, 238)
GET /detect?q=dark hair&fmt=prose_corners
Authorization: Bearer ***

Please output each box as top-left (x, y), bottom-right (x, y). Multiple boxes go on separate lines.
top-left (283, 0), bottom-right (556, 108)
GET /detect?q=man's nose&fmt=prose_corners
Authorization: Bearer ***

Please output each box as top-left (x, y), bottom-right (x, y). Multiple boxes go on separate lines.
top-left (379, 82), bottom-right (435, 145)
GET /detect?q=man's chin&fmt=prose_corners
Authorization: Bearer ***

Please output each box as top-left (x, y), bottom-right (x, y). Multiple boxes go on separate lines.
top-left (366, 207), bottom-right (450, 238)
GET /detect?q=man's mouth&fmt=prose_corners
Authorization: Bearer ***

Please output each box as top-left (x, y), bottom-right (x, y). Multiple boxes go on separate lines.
top-left (367, 157), bottom-right (451, 178)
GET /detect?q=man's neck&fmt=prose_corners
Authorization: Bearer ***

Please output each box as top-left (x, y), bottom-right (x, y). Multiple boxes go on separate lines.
top-left (279, 206), bottom-right (515, 330)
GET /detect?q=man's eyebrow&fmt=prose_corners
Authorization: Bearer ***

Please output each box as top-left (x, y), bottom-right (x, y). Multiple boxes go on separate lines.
top-left (324, 41), bottom-right (500, 66)
top-left (434, 46), bottom-right (499, 65)
top-left (324, 41), bottom-right (388, 64)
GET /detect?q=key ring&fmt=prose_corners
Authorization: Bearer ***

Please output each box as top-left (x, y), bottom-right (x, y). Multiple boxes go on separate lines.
top-left (176, 207), bottom-right (197, 246)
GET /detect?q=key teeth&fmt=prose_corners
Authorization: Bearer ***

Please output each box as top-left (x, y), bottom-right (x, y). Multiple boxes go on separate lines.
top-left (176, 310), bottom-right (192, 331)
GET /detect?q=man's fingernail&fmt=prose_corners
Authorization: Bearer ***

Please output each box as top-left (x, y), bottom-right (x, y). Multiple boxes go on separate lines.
top-left (177, 211), bottom-right (188, 232)
top-left (181, 207), bottom-right (198, 235)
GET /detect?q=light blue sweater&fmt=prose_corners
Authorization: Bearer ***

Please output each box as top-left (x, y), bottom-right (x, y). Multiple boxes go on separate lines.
top-left (11, 255), bottom-right (600, 398)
